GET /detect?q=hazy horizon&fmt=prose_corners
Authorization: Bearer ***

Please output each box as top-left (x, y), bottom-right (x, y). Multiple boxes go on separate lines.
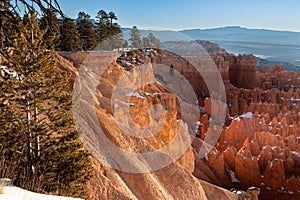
top-left (120, 25), bottom-right (300, 33)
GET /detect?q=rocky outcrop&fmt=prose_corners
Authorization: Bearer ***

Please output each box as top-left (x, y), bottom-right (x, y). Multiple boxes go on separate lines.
top-left (148, 50), bottom-right (258, 102)
top-left (60, 48), bottom-right (300, 200)
top-left (196, 40), bottom-right (228, 54)
top-left (190, 58), bottom-right (299, 200)
top-left (210, 106), bottom-right (299, 199)
top-left (226, 86), bottom-right (300, 116)
top-left (227, 54), bottom-right (257, 89)
top-left (257, 66), bottom-right (300, 91)
top-left (63, 50), bottom-right (245, 200)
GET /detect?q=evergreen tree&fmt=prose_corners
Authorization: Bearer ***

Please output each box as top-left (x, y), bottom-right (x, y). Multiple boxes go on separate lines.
top-left (60, 17), bottom-right (81, 51)
top-left (108, 11), bottom-right (123, 49)
top-left (142, 37), bottom-right (150, 48)
top-left (129, 26), bottom-right (142, 48)
top-left (0, 1), bottom-right (61, 23)
top-left (95, 10), bottom-right (109, 44)
top-left (95, 10), bottom-right (123, 50)
top-left (76, 11), bottom-right (96, 51)
top-left (122, 40), bottom-right (128, 49)
top-left (108, 11), bottom-right (117, 27)
top-left (148, 32), bottom-right (162, 48)
top-left (0, 0), bottom-right (62, 60)
top-left (39, 8), bottom-right (61, 50)
top-left (0, 11), bottom-right (92, 198)
top-left (0, 8), bottom-right (13, 48)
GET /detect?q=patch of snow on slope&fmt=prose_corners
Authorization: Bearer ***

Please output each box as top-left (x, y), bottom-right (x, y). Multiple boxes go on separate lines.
top-left (240, 112), bottom-right (253, 119)
top-left (0, 179), bottom-right (83, 200)
top-left (126, 92), bottom-right (145, 99)
top-left (233, 112), bottom-right (253, 121)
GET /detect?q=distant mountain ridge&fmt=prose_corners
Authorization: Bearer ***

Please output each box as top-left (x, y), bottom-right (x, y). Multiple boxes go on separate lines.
top-left (122, 26), bottom-right (300, 71)
top-left (122, 26), bottom-right (300, 44)
top-left (180, 26), bottom-right (300, 44)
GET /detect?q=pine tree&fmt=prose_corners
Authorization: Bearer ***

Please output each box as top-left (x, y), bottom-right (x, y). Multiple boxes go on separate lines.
top-left (142, 37), bottom-right (150, 48)
top-left (39, 8), bottom-right (61, 50)
top-left (0, 11), bottom-right (92, 198)
top-left (60, 17), bottom-right (81, 51)
top-left (129, 26), bottom-right (142, 48)
top-left (0, 0), bottom-right (62, 61)
top-left (108, 11), bottom-right (117, 27)
top-left (148, 32), bottom-right (162, 49)
top-left (95, 10), bottom-right (123, 50)
top-left (122, 40), bottom-right (128, 49)
top-left (76, 11), bottom-right (96, 51)
top-left (95, 10), bottom-right (109, 44)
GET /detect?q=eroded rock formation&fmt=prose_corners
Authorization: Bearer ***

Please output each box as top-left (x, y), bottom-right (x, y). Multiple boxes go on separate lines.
top-left (59, 45), bottom-right (299, 200)
top-left (59, 50), bottom-right (244, 200)
top-left (198, 63), bottom-right (300, 199)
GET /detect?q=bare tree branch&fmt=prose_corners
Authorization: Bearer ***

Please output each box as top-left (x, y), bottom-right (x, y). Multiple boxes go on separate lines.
top-left (1, 0), bottom-right (62, 21)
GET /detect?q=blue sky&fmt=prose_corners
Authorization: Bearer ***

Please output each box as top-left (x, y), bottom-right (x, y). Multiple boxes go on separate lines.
top-left (57, 0), bottom-right (300, 31)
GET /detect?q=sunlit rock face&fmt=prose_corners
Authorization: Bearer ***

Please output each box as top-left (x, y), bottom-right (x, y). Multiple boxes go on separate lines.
top-left (59, 44), bottom-right (299, 200)
top-left (199, 63), bottom-right (300, 199)
top-left (58, 50), bottom-right (245, 200)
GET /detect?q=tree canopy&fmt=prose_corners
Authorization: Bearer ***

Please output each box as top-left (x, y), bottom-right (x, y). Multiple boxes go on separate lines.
top-left (0, 7), bottom-right (92, 199)
top-left (95, 10), bottom-right (123, 50)
top-left (129, 25), bottom-right (142, 48)
top-left (59, 17), bottom-right (81, 51)
top-left (76, 11), bottom-right (96, 51)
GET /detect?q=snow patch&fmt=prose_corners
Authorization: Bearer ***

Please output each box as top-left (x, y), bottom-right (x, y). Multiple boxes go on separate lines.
top-left (292, 151), bottom-right (300, 157)
top-left (233, 112), bottom-right (253, 121)
top-left (199, 106), bottom-right (204, 112)
top-left (126, 92), bottom-right (145, 99)
top-left (195, 121), bottom-right (202, 126)
top-left (233, 117), bottom-right (241, 122)
top-left (241, 112), bottom-right (253, 119)
top-left (0, 179), bottom-right (83, 200)
top-left (268, 126), bottom-right (273, 132)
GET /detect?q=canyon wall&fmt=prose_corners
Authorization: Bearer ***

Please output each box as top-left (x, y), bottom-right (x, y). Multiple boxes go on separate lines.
top-left (226, 54), bottom-right (257, 89)
top-left (59, 48), bottom-right (299, 200)
top-left (59, 51), bottom-right (247, 200)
